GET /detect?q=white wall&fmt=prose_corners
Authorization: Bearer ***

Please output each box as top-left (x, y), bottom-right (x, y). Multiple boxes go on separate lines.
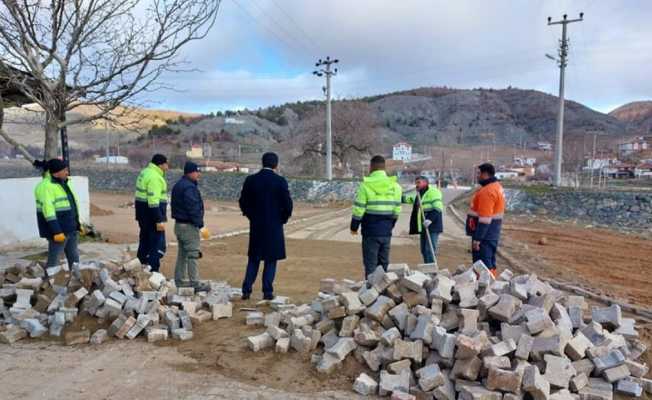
top-left (0, 176), bottom-right (90, 247)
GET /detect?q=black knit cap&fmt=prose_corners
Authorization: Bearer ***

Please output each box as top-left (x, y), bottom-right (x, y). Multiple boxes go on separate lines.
top-left (47, 159), bottom-right (66, 174)
top-left (184, 161), bottom-right (199, 174)
top-left (151, 153), bottom-right (168, 166)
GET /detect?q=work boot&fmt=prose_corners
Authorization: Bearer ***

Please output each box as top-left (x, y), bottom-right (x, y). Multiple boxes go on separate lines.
top-left (263, 293), bottom-right (274, 301)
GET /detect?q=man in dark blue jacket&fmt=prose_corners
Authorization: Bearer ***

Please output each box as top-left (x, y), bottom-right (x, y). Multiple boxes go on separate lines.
top-left (171, 161), bottom-right (210, 289)
top-left (239, 152), bottom-right (293, 300)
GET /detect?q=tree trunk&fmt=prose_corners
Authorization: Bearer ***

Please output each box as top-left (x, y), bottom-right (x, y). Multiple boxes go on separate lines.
top-left (0, 91), bottom-right (35, 163)
top-left (43, 113), bottom-right (60, 160)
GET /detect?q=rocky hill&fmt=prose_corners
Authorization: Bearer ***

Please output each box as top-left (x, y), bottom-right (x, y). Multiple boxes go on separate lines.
top-left (150, 87), bottom-right (631, 152)
top-left (609, 101), bottom-right (652, 134)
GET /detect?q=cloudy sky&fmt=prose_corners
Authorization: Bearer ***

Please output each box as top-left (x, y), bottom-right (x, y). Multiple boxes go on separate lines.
top-left (151, 0), bottom-right (652, 114)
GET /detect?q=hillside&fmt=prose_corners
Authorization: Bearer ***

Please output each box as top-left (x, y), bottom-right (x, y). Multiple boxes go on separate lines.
top-left (156, 87), bottom-right (630, 150)
top-left (1, 103), bottom-right (198, 154)
top-left (609, 101), bottom-right (652, 134)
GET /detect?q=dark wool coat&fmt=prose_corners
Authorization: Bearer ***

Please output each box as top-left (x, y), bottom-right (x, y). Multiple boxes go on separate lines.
top-left (239, 169), bottom-right (293, 261)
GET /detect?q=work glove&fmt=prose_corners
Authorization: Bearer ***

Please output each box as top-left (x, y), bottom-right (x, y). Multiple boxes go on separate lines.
top-left (423, 219), bottom-right (432, 228)
top-left (350, 230), bottom-right (358, 236)
top-left (156, 223), bottom-right (166, 232)
top-left (53, 233), bottom-right (66, 243)
top-left (79, 226), bottom-right (86, 236)
top-left (200, 227), bottom-right (210, 240)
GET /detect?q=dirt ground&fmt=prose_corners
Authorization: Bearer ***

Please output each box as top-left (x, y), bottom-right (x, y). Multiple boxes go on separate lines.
top-left (90, 191), bottom-right (329, 244)
top-left (501, 216), bottom-right (652, 308)
top-left (3, 190), bottom-right (652, 399)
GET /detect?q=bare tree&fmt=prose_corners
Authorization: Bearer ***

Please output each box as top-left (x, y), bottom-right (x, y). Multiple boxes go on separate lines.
top-left (292, 101), bottom-right (383, 177)
top-left (0, 0), bottom-right (221, 160)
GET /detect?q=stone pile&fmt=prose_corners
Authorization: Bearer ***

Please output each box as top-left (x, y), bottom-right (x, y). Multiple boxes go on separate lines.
top-left (0, 258), bottom-right (238, 345)
top-left (246, 261), bottom-right (652, 399)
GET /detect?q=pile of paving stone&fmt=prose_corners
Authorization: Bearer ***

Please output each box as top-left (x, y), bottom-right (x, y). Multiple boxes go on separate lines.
top-left (0, 259), bottom-right (238, 345)
top-left (245, 261), bottom-right (652, 399)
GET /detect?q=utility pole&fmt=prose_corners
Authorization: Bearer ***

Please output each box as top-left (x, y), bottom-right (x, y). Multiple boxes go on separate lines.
top-left (547, 12), bottom-right (583, 187)
top-left (313, 56), bottom-right (339, 181)
top-left (590, 133), bottom-right (597, 188)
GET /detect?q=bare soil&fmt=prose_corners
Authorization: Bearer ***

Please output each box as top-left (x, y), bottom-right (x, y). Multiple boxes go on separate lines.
top-left (502, 216), bottom-right (652, 308)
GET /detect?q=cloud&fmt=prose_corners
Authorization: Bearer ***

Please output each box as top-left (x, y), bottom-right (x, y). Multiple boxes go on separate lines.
top-left (146, 0), bottom-right (652, 113)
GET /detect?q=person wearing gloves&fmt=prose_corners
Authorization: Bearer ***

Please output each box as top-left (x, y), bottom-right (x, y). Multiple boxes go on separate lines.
top-left (402, 175), bottom-right (443, 264)
top-left (34, 159), bottom-right (81, 268)
top-left (171, 161), bottom-right (210, 289)
top-left (134, 154), bottom-right (169, 272)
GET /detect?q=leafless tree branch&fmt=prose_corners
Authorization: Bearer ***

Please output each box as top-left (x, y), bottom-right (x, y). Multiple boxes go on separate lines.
top-left (0, 0), bottom-right (221, 159)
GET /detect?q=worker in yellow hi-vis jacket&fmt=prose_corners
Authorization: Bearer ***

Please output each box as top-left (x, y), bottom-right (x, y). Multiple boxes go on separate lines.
top-left (134, 154), bottom-right (169, 272)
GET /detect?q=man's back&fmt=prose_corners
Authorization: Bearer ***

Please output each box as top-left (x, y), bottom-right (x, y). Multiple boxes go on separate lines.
top-left (239, 169), bottom-right (292, 225)
top-left (239, 168), bottom-right (293, 261)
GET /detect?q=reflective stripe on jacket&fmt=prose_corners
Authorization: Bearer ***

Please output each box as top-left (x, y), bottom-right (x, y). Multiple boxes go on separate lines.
top-left (35, 174), bottom-right (80, 238)
top-left (135, 163), bottom-right (168, 223)
top-left (466, 180), bottom-right (505, 241)
top-left (402, 186), bottom-right (443, 234)
top-left (350, 170), bottom-right (402, 237)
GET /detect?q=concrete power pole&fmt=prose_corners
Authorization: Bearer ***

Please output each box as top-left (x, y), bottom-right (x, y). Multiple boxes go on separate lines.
top-left (547, 13), bottom-right (583, 187)
top-left (313, 57), bottom-right (339, 181)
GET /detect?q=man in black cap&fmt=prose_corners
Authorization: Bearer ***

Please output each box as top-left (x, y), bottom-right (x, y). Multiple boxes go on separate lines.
top-left (239, 152), bottom-right (293, 300)
top-left (171, 161), bottom-right (210, 289)
top-left (134, 154), bottom-right (169, 272)
top-left (34, 159), bottom-right (82, 268)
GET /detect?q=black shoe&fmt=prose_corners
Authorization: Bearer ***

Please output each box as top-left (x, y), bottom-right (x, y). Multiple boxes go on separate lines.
top-left (263, 294), bottom-right (274, 301)
top-left (241, 293), bottom-right (251, 300)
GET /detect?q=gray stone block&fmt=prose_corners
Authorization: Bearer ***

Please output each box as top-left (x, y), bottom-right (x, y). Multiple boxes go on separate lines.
top-left (544, 354), bottom-right (577, 389)
top-left (416, 363), bottom-right (445, 391)
top-left (486, 367), bottom-right (523, 394)
top-left (489, 294), bottom-right (521, 322)
top-left (523, 365), bottom-right (550, 400)
top-left (615, 379), bottom-right (643, 397)
top-left (353, 373), bottom-right (378, 395)
top-left (591, 304), bottom-right (622, 329)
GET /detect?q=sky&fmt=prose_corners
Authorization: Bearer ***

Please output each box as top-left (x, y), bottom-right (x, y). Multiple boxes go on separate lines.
top-left (149, 0), bottom-right (652, 114)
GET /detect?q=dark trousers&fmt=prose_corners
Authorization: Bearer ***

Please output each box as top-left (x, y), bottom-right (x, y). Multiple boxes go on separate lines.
top-left (137, 220), bottom-right (166, 272)
top-left (419, 231), bottom-right (440, 264)
top-left (472, 239), bottom-right (498, 269)
top-left (242, 256), bottom-right (277, 297)
top-left (46, 232), bottom-right (80, 268)
top-left (362, 236), bottom-right (391, 278)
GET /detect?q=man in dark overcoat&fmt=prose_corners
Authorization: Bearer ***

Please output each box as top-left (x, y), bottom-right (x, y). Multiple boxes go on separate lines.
top-left (239, 152), bottom-right (293, 300)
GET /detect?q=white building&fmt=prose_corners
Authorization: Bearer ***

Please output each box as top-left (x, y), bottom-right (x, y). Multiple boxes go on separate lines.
top-left (537, 142), bottom-right (552, 151)
top-left (513, 156), bottom-right (536, 167)
top-left (95, 155), bottom-right (129, 164)
top-left (392, 142), bottom-right (412, 161)
top-left (618, 137), bottom-right (650, 157)
top-left (495, 170), bottom-right (519, 180)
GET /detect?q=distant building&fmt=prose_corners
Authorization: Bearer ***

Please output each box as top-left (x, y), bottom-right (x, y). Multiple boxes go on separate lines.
top-left (186, 145), bottom-right (203, 159)
top-left (583, 158), bottom-right (617, 171)
top-left (392, 142), bottom-right (412, 161)
top-left (201, 160), bottom-right (245, 173)
top-left (95, 155), bottom-right (129, 164)
top-left (513, 156), bottom-right (536, 167)
top-left (225, 117), bottom-right (245, 125)
top-left (619, 136), bottom-right (651, 157)
top-left (536, 142), bottom-right (552, 151)
top-left (635, 163), bottom-right (652, 178)
top-left (495, 170), bottom-right (519, 180)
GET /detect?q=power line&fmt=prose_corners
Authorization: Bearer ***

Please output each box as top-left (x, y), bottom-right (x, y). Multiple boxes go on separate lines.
top-left (269, 0), bottom-right (321, 52)
top-left (248, 0), bottom-right (316, 54)
top-left (230, 0), bottom-right (309, 55)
